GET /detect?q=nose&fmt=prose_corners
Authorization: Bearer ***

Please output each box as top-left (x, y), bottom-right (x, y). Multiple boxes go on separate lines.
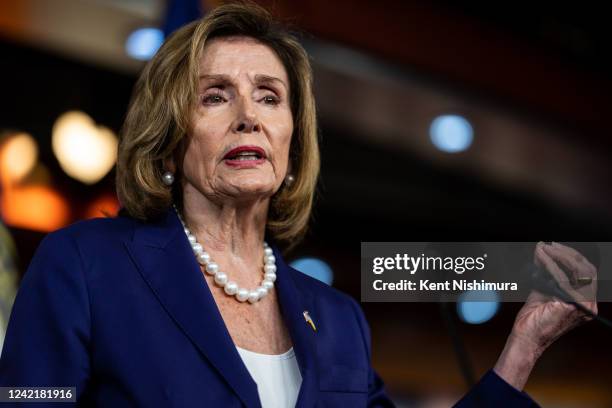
top-left (232, 98), bottom-right (261, 134)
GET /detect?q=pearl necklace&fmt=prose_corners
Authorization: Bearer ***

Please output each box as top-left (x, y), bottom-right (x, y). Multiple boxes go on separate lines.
top-left (174, 205), bottom-right (277, 304)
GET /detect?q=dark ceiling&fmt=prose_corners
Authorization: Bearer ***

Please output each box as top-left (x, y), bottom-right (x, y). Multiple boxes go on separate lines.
top-left (437, 1), bottom-right (612, 74)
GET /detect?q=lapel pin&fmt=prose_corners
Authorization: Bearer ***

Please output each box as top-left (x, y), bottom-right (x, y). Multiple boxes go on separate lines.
top-left (303, 310), bottom-right (317, 332)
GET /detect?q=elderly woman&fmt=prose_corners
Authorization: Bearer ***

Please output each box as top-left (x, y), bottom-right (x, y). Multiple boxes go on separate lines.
top-left (0, 3), bottom-right (597, 407)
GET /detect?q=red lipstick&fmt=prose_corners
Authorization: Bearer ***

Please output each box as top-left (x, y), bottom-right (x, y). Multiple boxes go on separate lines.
top-left (223, 145), bottom-right (267, 168)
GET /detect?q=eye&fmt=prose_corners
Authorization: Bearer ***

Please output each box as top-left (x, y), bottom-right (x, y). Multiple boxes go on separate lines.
top-left (262, 95), bottom-right (280, 105)
top-left (201, 90), bottom-right (227, 105)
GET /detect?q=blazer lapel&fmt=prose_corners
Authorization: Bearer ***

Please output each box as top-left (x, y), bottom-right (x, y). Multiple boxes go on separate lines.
top-left (271, 245), bottom-right (320, 408)
top-left (124, 210), bottom-right (261, 408)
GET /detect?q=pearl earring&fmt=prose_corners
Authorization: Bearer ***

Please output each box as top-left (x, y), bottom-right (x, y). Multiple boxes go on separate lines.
top-left (162, 171), bottom-right (174, 186)
top-left (285, 174), bottom-right (295, 186)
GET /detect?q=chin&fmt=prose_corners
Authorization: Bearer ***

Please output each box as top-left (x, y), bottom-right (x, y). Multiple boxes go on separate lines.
top-left (226, 182), bottom-right (277, 201)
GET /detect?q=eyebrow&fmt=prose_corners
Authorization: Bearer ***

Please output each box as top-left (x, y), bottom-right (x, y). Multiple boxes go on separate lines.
top-left (199, 74), bottom-right (288, 92)
top-left (254, 74), bottom-right (288, 91)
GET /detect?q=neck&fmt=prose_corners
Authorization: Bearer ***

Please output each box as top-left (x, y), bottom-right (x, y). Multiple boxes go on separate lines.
top-left (180, 185), bottom-right (270, 264)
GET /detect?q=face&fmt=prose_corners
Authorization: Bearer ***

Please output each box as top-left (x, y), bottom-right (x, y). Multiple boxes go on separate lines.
top-left (177, 36), bottom-right (293, 205)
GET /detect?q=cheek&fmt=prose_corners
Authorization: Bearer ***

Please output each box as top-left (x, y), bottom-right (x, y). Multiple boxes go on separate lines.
top-left (269, 114), bottom-right (293, 165)
top-left (182, 127), bottom-right (221, 175)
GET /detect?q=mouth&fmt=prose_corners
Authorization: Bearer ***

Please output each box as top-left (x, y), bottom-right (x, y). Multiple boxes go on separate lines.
top-left (223, 145), bottom-right (267, 167)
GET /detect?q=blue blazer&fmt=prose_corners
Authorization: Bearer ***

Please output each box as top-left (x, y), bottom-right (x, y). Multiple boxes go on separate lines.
top-left (1, 209), bottom-right (538, 407)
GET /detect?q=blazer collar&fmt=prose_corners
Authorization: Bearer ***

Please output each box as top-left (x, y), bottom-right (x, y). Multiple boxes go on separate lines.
top-left (123, 209), bottom-right (319, 408)
top-left (272, 241), bottom-right (320, 408)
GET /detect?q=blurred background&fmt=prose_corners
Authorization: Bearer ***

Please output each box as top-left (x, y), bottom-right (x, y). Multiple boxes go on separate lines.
top-left (1, 0), bottom-right (611, 406)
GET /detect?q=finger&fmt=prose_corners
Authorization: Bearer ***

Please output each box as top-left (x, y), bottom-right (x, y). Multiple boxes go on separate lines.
top-left (551, 242), bottom-right (597, 275)
top-left (535, 244), bottom-right (598, 311)
top-left (544, 245), bottom-right (598, 299)
top-left (550, 242), bottom-right (583, 259)
top-left (534, 244), bottom-right (580, 299)
top-left (542, 245), bottom-right (590, 286)
top-left (533, 241), bottom-right (545, 268)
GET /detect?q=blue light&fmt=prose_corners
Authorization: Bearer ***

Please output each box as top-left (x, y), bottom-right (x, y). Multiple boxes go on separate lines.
top-left (125, 28), bottom-right (164, 61)
top-left (290, 258), bottom-right (334, 285)
top-left (457, 290), bottom-right (500, 324)
top-left (429, 114), bottom-right (474, 153)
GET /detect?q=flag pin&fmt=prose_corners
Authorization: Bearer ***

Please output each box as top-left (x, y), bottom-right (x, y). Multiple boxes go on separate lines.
top-left (303, 310), bottom-right (317, 332)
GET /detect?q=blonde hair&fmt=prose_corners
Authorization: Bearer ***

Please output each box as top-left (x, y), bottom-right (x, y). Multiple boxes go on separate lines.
top-left (116, 2), bottom-right (319, 246)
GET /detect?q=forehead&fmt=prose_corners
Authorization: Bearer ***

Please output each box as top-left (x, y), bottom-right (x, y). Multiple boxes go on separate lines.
top-left (198, 36), bottom-right (288, 83)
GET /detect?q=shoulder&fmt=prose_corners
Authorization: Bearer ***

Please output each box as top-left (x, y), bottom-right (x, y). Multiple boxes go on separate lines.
top-left (23, 216), bottom-right (143, 299)
top-left (19, 218), bottom-right (136, 301)
top-left (34, 216), bottom-right (137, 271)
top-left (46, 215), bottom-right (135, 245)
top-left (39, 215), bottom-right (136, 255)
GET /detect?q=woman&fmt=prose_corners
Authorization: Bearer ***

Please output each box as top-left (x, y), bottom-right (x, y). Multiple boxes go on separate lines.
top-left (0, 3), bottom-right (598, 407)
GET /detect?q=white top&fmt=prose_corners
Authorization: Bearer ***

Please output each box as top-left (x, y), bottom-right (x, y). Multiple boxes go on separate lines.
top-left (236, 346), bottom-right (302, 408)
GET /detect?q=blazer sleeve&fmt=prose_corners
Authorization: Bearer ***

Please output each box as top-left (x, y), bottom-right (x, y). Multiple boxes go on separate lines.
top-left (0, 230), bottom-right (92, 404)
top-left (347, 297), bottom-right (396, 407)
top-left (348, 297), bottom-right (540, 408)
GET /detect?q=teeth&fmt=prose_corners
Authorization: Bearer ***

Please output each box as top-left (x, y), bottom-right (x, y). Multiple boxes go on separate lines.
top-left (236, 152), bottom-right (259, 157)
top-left (227, 151), bottom-right (262, 160)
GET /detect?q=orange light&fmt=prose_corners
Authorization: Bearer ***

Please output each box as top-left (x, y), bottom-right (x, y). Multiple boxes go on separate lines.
top-left (0, 132), bottom-right (38, 183)
top-left (84, 193), bottom-right (120, 219)
top-left (1, 186), bottom-right (70, 232)
top-left (0, 132), bottom-right (68, 232)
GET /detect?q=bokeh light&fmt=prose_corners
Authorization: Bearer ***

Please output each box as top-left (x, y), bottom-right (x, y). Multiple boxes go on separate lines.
top-left (85, 193), bottom-right (120, 219)
top-left (456, 290), bottom-right (500, 324)
top-left (429, 114), bottom-right (474, 153)
top-left (125, 27), bottom-right (164, 61)
top-left (0, 132), bottom-right (38, 183)
top-left (0, 186), bottom-right (69, 232)
top-left (290, 257), bottom-right (334, 285)
top-left (52, 111), bottom-right (118, 185)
